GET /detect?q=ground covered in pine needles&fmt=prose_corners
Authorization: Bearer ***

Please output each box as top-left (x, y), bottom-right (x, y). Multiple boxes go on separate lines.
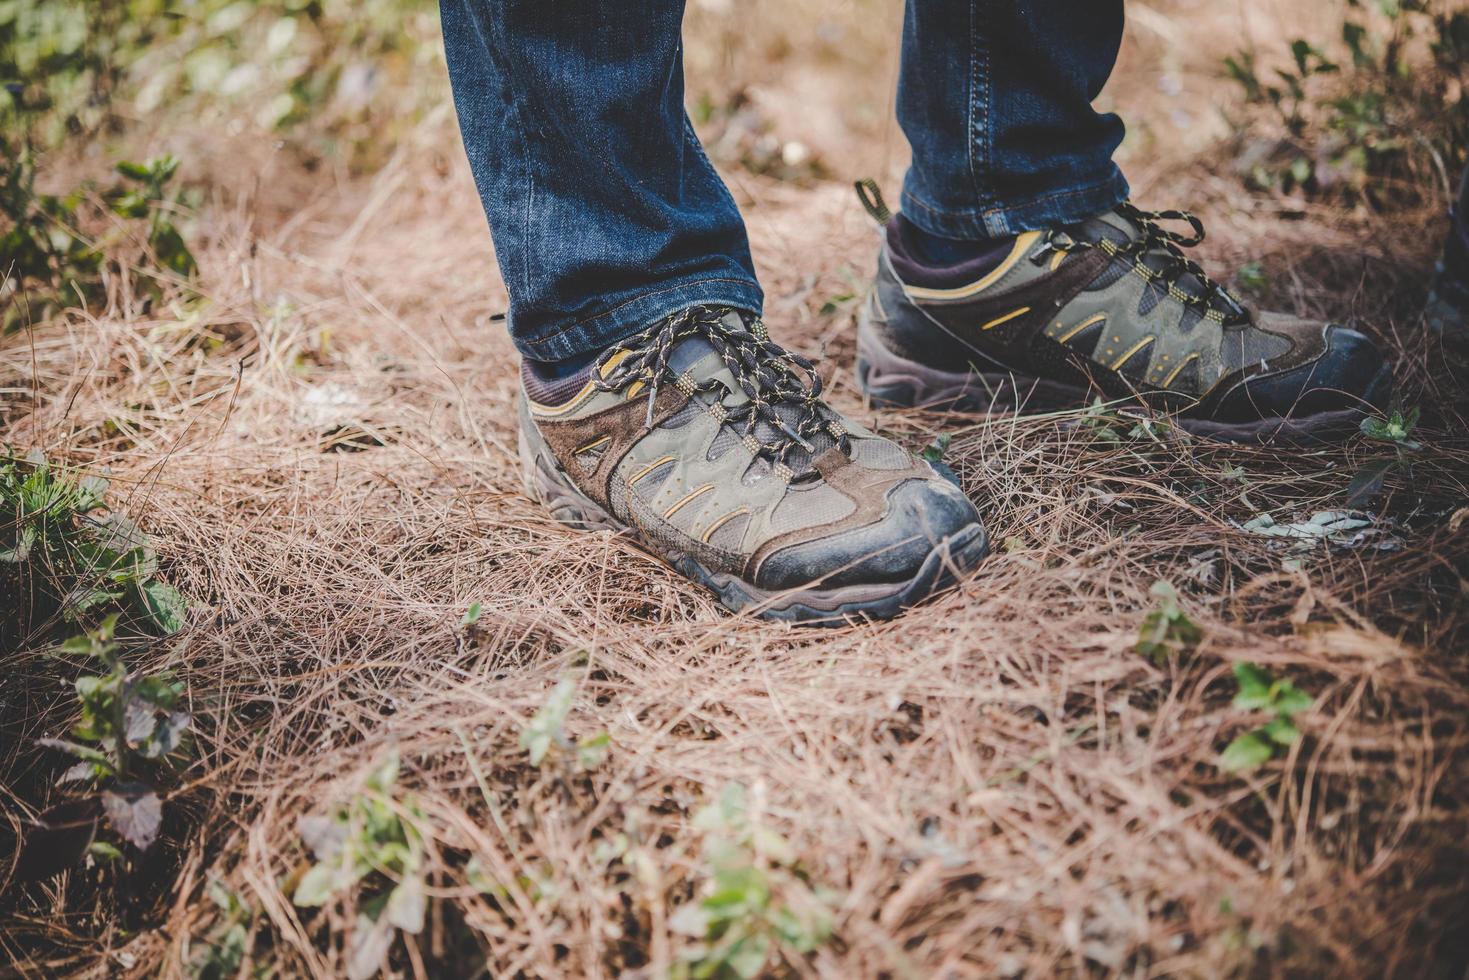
top-left (3, 1), bottom-right (1468, 976)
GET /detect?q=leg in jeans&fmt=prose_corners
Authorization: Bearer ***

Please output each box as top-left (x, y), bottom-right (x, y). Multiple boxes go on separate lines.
top-left (897, 0), bottom-right (1129, 240)
top-left (440, 0), bottom-right (762, 363)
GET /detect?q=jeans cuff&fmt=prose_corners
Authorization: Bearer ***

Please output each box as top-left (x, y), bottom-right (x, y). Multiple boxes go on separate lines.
top-left (512, 276), bottom-right (765, 362)
top-left (900, 166), bottom-right (1131, 240)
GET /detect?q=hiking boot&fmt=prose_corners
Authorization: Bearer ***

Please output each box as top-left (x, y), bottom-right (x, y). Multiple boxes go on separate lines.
top-left (518, 306), bottom-right (988, 624)
top-left (853, 183), bottom-right (1393, 442)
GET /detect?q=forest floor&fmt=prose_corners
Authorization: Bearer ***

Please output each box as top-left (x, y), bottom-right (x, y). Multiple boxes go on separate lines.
top-left (3, 1), bottom-right (1468, 976)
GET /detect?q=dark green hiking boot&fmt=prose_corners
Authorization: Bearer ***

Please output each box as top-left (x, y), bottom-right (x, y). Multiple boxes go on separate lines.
top-left (518, 306), bottom-right (988, 624)
top-left (853, 185), bottom-right (1393, 442)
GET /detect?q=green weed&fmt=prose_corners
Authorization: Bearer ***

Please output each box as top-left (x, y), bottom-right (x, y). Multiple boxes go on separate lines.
top-left (1, 450), bottom-right (187, 648)
top-left (1136, 580), bottom-right (1205, 662)
top-left (519, 677), bottom-right (611, 769)
top-left (191, 879), bottom-right (260, 980)
top-left (671, 783), bottom-right (836, 979)
top-left (1347, 406), bottom-right (1420, 505)
top-left (294, 752), bottom-right (428, 980)
top-left (15, 614), bottom-right (194, 879)
top-left (1223, 0), bottom-right (1468, 205)
top-left (1219, 663), bottom-right (1314, 773)
top-left (1, 145), bottom-right (197, 332)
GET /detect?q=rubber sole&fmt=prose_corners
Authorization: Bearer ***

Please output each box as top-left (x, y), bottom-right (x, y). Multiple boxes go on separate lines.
top-left (855, 315), bottom-right (1390, 445)
top-left (519, 427), bottom-right (988, 626)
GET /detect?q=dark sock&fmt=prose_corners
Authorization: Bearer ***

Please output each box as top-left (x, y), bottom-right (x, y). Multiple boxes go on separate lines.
top-left (537, 347), bottom-right (601, 380)
top-left (885, 216), bottom-right (1017, 290)
top-left (897, 213), bottom-right (1001, 266)
top-left (522, 348), bottom-right (601, 407)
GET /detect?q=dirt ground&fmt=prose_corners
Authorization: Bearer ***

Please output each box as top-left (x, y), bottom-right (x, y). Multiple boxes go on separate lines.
top-left (3, 0), bottom-right (1469, 976)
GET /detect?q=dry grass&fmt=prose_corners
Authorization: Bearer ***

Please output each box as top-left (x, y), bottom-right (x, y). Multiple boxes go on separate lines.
top-left (3, 1), bottom-right (1469, 976)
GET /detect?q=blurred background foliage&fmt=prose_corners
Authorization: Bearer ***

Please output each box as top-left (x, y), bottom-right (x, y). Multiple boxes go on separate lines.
top-left (1, 0), bottom-right (1467, 334)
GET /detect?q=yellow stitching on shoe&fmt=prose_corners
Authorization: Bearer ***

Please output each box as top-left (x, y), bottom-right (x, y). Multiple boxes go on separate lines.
top-left (1055, 312), bottom-right (1107, 343)
top-left (574, 435), bottom-right (611, 456)
top-left (664, 484), bottom-right (714, 519)
top-left (980, 306), bottom-right (1031, 331)
top-left (1111, 336), bottom-right (1155, 371)
top-left (701, 507), bottom-right (750, 544)
top-left (629, 455), bottom-right (676, 485)
top-left (1161, 352), bottom-right (1199, 388)
top-left (899, 231), bottom-right (1044, 301)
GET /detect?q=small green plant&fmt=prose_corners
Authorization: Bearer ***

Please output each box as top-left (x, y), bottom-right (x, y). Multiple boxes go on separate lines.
top-left (519, 677), bottom-right (611, 769)
top-left (16, 614), bottom-right (194, 879)
top-left (1, 449), bottom-right (187, 649)
top-left (294, 752), bottom-right (427, 980)
top-left (1135, 580), bottom-right (1205, 662)
top-left (1219, 663), bottom-right (1314, 773)
top-left (191, 879), bottom-right (259, 980)
top-left (1359, 406), bottom-right (1421, 449)
top-left (1346, 405), bottom-right (1420, 505)
top-left (919, 433), bottom-right (951, 463)
top-left (1, 148), bottom-right (197, 331)
top-left (1223, 1), bottom-right (1468, 205)
top-left (670, 783), bottom-right (837, 979)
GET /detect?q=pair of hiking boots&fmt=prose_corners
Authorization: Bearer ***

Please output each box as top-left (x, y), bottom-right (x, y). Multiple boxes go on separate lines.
top-left (518, 188), bottom-right (1394, 624)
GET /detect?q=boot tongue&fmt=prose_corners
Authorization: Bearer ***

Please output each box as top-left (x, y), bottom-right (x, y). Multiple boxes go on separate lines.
top-left (666, 311), bottom-right (747, 404)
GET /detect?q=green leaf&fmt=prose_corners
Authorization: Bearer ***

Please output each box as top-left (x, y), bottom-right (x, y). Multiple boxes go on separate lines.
top-left (88, 840), bottom-right (124, 862)
top-left (920, 433), bottom-right (951, 463)
top-left (1231, 662), bottom-right (1272, 709)
top-left (115, 160), bottom-right (152, 181)
top-left (726, 931), bottom-right (772, 979)
top-left (1219, 730), bottom-right (1275, 772)
top-left (461, 601), bottom-right (482, 627)
top-left (35, 737), bottom-right (114, 768)
top-left (669, 902), bottom-right (711, 937)
top-left (576, 731), bottom-right (611, 769)
top-left (385, 878), bottom-right (426, 934)
top-left (136, 579), bottom-right (186, 633)
top-left (520, 678), bottom-right (576, 765)
top-left (1261, 715), bottom-right (1299, 747)
top-left (102, 783), bottom-right (163, 850)
top-left (293, 862), bottom-right (340, 907)
top-left (1273, 683), bottom-right (1314, 717)
top-left (366, 751), bottom-right (400, 793)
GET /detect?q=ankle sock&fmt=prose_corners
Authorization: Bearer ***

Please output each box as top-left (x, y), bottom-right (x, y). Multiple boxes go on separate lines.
top-left (886, 215), bottom-right (1017, 290)
top-left (896, 213), bottom-right (1006, 266)
top-left (536, 347), bottom-right (601, 380)
top-left (522, 348), bottom-right (600, 407)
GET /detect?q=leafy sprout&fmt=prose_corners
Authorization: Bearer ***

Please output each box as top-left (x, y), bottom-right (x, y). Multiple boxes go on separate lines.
top-left (1219, 663), bottom-right (1314, 773)
top-left (1135, 580), bottom-right (1205, 662)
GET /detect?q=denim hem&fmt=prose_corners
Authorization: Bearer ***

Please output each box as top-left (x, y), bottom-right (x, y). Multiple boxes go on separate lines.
top-left (900, 166), bottom-right (1131, 240)
top-left (513, 277), bottom-right (765, 362)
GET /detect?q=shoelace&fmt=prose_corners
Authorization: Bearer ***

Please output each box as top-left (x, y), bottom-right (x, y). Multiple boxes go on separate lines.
top-left (1039, 202), bottom-right (1248, 323)
top-left (591, 306), bottom-right (850, 471)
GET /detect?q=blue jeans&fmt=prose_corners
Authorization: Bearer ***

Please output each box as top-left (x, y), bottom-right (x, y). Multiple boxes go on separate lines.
top-left (442, 0), bottom-right (1128, 362)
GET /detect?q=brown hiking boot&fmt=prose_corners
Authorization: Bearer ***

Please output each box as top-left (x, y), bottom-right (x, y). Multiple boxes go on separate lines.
top-left (518, 306), bottom-right (988, 624)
